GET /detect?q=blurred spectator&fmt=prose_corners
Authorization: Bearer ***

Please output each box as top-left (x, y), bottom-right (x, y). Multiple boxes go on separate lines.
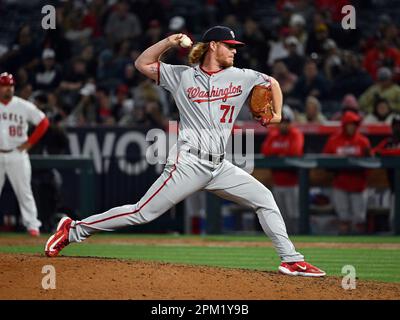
top-left (358, 67), bottom-right (400, 113)
top-left (372, 113), bottom-right (400, 232)
top-left (290, 59), bottom-right (330, 109)
top-left (14, 68), bottom-right (30, 93)
top-left (268, 27), bottom-right (291, 67)
top-left (314, 0), bottom-right (350, 22)
top-left (293, 0), bottom-right (315, 22)
top-left (119, 99), bottom-right (165, 128)
top-left (281, 36), bottom-right (305, 76)
top-left (363, 98), bottom-right (394, 125)
top-left (60, 58), bottom-right (88, 90)
top-left (122, 63), bottom-right (141, 88)
top-left (322, 39), bottom-right (342, 81)
top-left (330, 52), bottom-right (373, 100)
top-left (59, 58), bottom-right (89, 113)
top-left (32, 49), bottom-right (63, 92)
top-left (240, 18), bottom-right (268, 70)
top-left (127, 0), bottom-right (167, 31)
top-left (133, 79), bottom-right (167, 115)
top-left (65, 82), bottom-right (97, 126)
top-left (142, 19), bottom-right (165, 49)
top-left (217, 0), bottom-right (254, 25)
top-left (96, 49), bottom-right (120, 90)
top-left (296, 96), bottom-right (327, 124)
top-left (276, 1), bottom-right (295, 23)
top-left (382, 20), bottom-right (400, 50)
top-left (323, 111), bottom-right (372, 234)
top-left (204, 0), bottom-right (218, 28)
top-left (128, 61), bottom-right (168, 115)
top-left (363, 38), bottom-right (400, 81)
top-left (119, 103), bottom-right (145, 127)
top-left (47, 92), bottom-right (66, 123)
top-left (96, 86), bottom-right (115, 125)
top-left (114, 40), bottom-right (132, 77)
top-left (64, 7), bottom-right (92, 44)
top-left (331, 94), bottom-right (362, 121)
top-left (79, 45), bottom-right (97, 77)
top-left (105, 0), bottom-right (142, 46)
top-left (261, 105), bottom-right (303, 233)
top-left (32, 92), bottom-right (63, 127)
top-left (80, 0), bottom-right (105, 39)
top-left (310, 9), bottom-right (329, 29)
top-left (271, 61), bottom-right (297, 95)
top-left (374, 113), bottom-right (400, 156)
top-left (288, 13), bottom-right (307, 55)
top-left (16, 83), bottom-right (33, 101)
top-left (0, 24), bottom-right (39, 73)
top-left (169, 16), bottom-right (186, 33)
top-left (361, 14), bottom-right (393, 52)
top-left (111, 84), bottom-right (134, 122)
top-left (306, 22), bottom-right (330, 56)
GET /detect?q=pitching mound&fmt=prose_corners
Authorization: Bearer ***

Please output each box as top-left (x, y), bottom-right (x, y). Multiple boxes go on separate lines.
top-left (1, 253), bottom-right (400, 300)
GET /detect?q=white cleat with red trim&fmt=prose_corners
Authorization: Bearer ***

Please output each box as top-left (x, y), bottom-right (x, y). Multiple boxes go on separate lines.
top-left (279, 261), bottom-right (326, 277)
top-left (45, 217), bottom-right (72, 257)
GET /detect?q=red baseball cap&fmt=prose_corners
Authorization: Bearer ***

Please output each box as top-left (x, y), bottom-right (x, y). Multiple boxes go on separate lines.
top-left (342, 111), bottom-right (361, 125)
top-left (201, 26), bottom-right (245, 46)
top-left (0, 72), bottom-right (15, 86)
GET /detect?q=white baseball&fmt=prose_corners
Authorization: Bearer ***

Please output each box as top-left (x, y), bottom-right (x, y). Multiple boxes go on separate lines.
top-left (180, 35), bottom-right (192, 48)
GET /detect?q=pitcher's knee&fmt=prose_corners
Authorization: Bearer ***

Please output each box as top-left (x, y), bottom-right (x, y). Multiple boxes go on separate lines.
top-left (256, 206), bottom-right (280, 218)
top-left (128, 205), bottom-right (167, 224)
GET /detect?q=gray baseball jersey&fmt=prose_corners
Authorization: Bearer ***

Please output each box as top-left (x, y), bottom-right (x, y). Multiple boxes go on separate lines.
top-left (160, 63), bottom-right (270, 154)
top-left (69, 63), bottom-right (304, 263)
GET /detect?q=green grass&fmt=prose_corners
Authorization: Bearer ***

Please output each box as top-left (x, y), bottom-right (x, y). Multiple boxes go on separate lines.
top-left (2, 232), bottom-right (399, 243)
top-left (1, 233), bottom-right (399, 283)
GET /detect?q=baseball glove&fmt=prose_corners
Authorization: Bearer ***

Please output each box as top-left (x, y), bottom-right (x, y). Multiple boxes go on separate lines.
top-left (249, 85), bottom-right (274, 126)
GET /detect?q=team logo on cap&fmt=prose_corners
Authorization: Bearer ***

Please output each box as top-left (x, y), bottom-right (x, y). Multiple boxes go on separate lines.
top-left (230, 31), bottom-right (235, 38)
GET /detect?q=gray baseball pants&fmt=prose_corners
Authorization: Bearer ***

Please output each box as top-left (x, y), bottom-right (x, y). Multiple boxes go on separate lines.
top-left (69, 144), bottom-right (304, 263)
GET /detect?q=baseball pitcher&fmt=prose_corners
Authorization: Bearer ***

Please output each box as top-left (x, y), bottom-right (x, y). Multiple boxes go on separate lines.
top-left (0, 72), bottom-right (50, 236)
top-left (45, 26), bottom-right (325, 277)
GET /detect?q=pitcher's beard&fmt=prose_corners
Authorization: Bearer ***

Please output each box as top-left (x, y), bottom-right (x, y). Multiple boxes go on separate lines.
top-left (219, 59), bottom-right (234, 68)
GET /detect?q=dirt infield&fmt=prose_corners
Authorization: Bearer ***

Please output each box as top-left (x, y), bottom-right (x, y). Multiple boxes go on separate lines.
top-left (1, 236), bottom-right (400, 300)
top-left (1, 253), bottom-right (400, 300)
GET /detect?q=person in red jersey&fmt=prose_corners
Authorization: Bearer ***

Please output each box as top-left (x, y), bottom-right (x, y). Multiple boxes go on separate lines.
top-left (261, 105), bottom-right (304, 233)
top-left (373, 113), bottom-right (400, 157)
top-left (373, 113), bottom-right (400, 231)
top-left (323, 111), bottom-right (372, 234)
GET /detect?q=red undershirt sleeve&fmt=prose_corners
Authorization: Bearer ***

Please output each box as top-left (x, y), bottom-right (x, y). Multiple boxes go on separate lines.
top-left (28, 117), bottom-right (50, 145)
